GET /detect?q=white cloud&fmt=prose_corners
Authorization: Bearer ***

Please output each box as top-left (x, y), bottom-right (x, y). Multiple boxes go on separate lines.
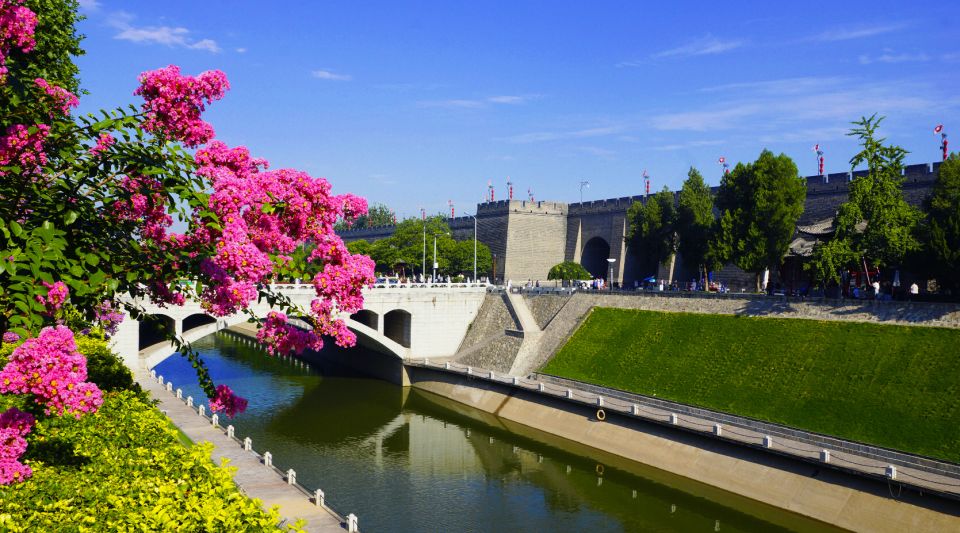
top-left (651, 34), bottom-right (744, 59)
top-left (577, 146), bottom-right (617, 158)
top-left (109, 11), bottom-right (220, 52)
top-left (487, 95), bottom-right (527, 104)
top-left (810, 23), bottom-right (907, 43)
top-left (312, 69), bottom-right (352, 81)
top-left (649, 78), bottom-right (939, 133)
top-left (236, 47), bottom-right (248, 54)
top-left (78, 0), bottom-right (101, 10)
top-left (500, 125), bottom-right (623, 144)
top-left (653, 139), bottom-right (724, 151)
top-left (418, 94), bottom-right (536, 109)
top-left (859, 52), bottom-right (930, 64)
top-left (699, 77), bottom-right (849, 95)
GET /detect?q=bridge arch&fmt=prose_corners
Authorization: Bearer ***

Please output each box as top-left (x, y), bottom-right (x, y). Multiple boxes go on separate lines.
top-left (351, 309), bottom-right (379, 331)
top-left (580, 236), bottom-right (611, 279)
top-left (383, 309), bottom-right (411, 348)
top-left (183, 313), bottom-right (216, 334)
top-left (138, 313), bottom-right (175, 351)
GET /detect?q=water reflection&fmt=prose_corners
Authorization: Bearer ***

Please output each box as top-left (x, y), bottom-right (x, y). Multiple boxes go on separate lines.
top-left (155, 333), bottom-right (837, 532)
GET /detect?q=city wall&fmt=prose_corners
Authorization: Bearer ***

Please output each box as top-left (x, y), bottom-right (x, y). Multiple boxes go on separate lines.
top-left (338, 162), bottom-right (942, 289)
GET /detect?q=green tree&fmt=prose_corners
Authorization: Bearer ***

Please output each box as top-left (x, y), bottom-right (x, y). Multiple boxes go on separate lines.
top-left (626, 187), bottom-right (677, 276)
top-left (336, 202), bottom-right (393, 230)
top-left (548, 261), bottom-right (591, 281)
top-left (346, 216), bottom-right (491, 278)
top-left (714, 150), bottom-right (806, 291)
top-left (676, 167), bottom-right (716, 278)
top-left (924, 153), bottom-right (960, 290)
top-left (807, 115), bottom-right (922, 285)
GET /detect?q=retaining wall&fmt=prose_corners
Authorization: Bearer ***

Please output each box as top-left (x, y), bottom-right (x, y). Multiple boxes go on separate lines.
top-left (406, 365), bottom-right (960, 532)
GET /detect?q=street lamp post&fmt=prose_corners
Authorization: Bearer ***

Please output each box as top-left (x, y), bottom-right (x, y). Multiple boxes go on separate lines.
top-left (465, 213), bottom-right (478, 282)
top-left (433, 232), bottom-right (449, 282)
top-left (607, 257), bottom-right (617, 291)
top-left (579, 180), bottom-right (590, 204)
top-left (420, 208), bottom-right (426, 281)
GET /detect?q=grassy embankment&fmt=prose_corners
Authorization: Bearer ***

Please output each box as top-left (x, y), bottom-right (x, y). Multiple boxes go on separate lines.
top-left (543, 308), bottom-right (960, 462)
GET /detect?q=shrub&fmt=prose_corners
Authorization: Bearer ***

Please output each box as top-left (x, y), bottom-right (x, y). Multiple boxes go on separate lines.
top-left (547, 261), bottom-right (591, 281)
top-left (0, 390), bottom-right (301, 531)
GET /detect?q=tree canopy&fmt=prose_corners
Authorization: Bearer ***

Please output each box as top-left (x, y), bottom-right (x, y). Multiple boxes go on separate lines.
top-left (808, 115), bottom-right (922, 284)
top-left (626, 187), bottom-right (677, 275)
top-left (924, 153), bottom-right (960, 290)
top-left (676, 167), bottom-right (716, 274)
top-left (346, 216), bottom-right (491, 278)
top-left (713, 150), bottom-right (806, 290)
top-left (547, 261), bottom-right (591, 281)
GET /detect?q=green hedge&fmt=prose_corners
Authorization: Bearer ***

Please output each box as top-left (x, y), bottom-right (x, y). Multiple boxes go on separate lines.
top-left (544, 308), bottom-right (960, 462)
top-left (0, 337), bottom-right (300, 531)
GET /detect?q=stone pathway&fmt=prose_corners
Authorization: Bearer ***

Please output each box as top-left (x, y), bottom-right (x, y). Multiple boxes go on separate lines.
top-left (135, 368), bottom-right (349, 532)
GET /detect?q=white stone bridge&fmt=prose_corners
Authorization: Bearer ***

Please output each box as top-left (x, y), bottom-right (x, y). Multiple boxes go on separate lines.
top-left (111, 283), bottom-right (487, 370)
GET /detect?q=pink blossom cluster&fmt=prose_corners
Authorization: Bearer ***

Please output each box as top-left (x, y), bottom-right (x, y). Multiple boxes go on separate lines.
top-left (0, 123), bottom-right (49, 175)
top-left (2, 331), bottom-right (19, 343)
top-left (256, 311), bottom-right (319, 356)
top-left (208, 384), bottom-right (247, 418)
top-left (188, 139), bottom-right (375, 329)
top-left (134, 65), bottom-right (229, 147)
top-left (88, 132), bottom-right (114, 157)
top-left (35, 281), bottom-right (68, 314)
top-left (95, 300), bottom-right (124, 336)
top-left (0, 407), bottom-right (34, 485)
top-left (0, 326), bottom-right (104, 418)
top-left (112, 175), bottom-right (172, 241)
top-left (34, 78), bottom-right (79, 116)
top-left (0, 0), bottom-right (36, 79)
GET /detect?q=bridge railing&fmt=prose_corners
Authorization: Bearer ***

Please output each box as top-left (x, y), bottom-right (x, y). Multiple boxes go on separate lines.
top-left (404, 358), bottom-right (960, 500)
top-left (267, 282), bottom-right (489, 292)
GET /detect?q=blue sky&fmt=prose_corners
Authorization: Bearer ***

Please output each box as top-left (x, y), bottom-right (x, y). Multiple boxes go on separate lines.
top-left (75, 1), bottom-right (958, 218)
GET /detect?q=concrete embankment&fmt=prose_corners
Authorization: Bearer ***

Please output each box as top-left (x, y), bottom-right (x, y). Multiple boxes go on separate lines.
top-left (406, 365), bottom-right (960, 533)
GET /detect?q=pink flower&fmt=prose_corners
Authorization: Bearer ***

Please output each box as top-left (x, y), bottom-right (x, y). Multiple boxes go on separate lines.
top-left (0, 1), bottom-right (37, 79)
top-left (34, 281), bottom-right (68, 314)
top-left (0, 458), bottom-right (31, 485)
top-left (0, 123), bottom-right (50, 176)
top-left (256, 311), bottom-right (319, 356)
top-left (0, 407), bottom-right (34, 436)
top-left (134, 65), bottom-right (229, 147)
top-left (95, 300), bottom-right (124, 336)
top-left (208, 384), bottom-right (247, 418)
top-left (0, 325), bottom-right (103, 417)
top-left (89, 133), bottom-right (115, 157)
top-left (2, 331), bottom-right (19, 343)
top-left (34, 78), bottom-right (79, 116)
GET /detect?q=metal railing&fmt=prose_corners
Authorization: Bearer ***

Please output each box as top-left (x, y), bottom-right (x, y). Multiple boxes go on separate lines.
top-left (404, 359), bottom-right (960, 498)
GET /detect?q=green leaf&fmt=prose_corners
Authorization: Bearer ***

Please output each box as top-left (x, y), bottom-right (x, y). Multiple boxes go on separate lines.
top-left (10, 220), bottom-right (22, 237)
top-left (64, 211), bottom-right (79, 225)
top-left (85, 253), bottom-right (100, 266)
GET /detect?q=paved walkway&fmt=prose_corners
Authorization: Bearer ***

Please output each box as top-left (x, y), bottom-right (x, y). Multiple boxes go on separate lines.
top-left (135, 368), bottom-right (348, 532)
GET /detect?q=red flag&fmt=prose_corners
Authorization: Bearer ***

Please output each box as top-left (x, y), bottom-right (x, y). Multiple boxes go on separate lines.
top-left (934, 124), bottom-right (944, 134)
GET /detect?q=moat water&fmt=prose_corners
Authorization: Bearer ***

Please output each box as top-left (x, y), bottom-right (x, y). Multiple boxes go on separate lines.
top-left (155, 333), bottom-right (836, 532)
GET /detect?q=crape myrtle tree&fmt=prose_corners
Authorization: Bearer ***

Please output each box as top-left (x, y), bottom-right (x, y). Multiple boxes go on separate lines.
top-left (712, 150), bottom-right (806, 291)
top-left (807, 115), bottom-right (922, 286)
top-left (626, 187), bottom-right (678, 277)
top-left (924, 153), bottom-right (960, 291)
top-left (676, 167), bottom-right (717, 280)
top-left (0, 1), bottom-right (375, 483)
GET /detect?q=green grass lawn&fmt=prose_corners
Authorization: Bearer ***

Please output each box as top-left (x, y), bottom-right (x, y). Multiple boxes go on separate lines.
top-left (543, 308), bottom-right (960, 462)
